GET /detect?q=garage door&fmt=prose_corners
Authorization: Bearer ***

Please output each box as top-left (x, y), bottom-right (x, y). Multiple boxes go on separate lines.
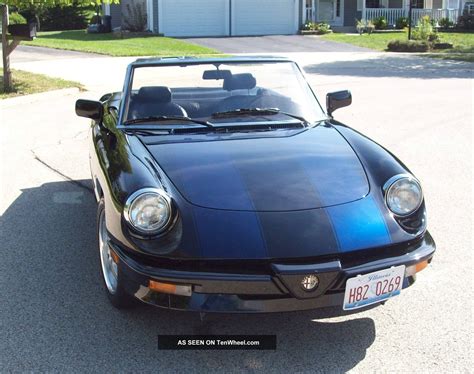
top-left (231, 0), bottom-right (298, 36)
top-left (159, 0), bottom-right (229, 37)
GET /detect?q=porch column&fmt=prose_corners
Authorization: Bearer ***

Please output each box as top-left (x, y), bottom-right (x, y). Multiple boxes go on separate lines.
top-left (403, 0), bottom-right (409, 16)
top-left (146, 0), bottom-right (154, 32)
top-left (362, 0), bottom-right (366, 21)
top-left (442, 0), bottom-right (448, 19)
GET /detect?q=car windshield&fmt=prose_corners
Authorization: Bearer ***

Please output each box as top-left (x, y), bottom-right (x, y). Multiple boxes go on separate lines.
top-left (123, 61), bottom-right (326, 126)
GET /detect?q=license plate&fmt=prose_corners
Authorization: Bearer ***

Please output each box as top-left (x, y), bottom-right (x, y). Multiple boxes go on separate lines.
top-left (343, 265), bottom-right (405, 310)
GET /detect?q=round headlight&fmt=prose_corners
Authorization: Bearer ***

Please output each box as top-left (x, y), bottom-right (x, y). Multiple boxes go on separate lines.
top-left (385, 176), bottom-right (423, 216)
top-left (124, 188), bottom-right (172, 234)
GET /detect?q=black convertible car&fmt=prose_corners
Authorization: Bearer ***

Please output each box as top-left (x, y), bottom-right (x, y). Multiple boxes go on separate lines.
top-left (75, 57), bottom-right (435, 313)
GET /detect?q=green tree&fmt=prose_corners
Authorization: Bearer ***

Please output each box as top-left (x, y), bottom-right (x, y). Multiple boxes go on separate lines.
top-left (1, 1), bottom-right (118, 92)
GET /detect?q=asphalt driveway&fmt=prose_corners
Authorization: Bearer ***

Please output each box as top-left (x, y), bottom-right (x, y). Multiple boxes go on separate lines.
top-left (187, 35), bottom-right (371, 53)
top-left (1, 53), bottom-right (472, 372)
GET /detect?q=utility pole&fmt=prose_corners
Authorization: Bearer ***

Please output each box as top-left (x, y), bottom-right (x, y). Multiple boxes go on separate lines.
top-left (1, 4), bottom-right (12, 91)
top-left (407, 0), bottom-right (413, 40)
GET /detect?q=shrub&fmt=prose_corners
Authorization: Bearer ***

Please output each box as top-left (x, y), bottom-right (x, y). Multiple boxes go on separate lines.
top-left (395, 17), bottom-right (409, 30)
top-left (9, 12), bottom-right (27, 25)
top-left (301, 21), bottom-right (331, 34)
top-left (411, 16), bottom-right (439, 43)
top-left (457, 14), bottom-right (474, 30)
top-left (123, 2), bottom-right (147, 32)
top-left (315, 22), bottom-right (331, 34)
top-left (355, 19), bottom-right (375, 35)
top-left (356, 19), bottom-right (365, 35)
top-left (432, 42), bottom-right (453, 49)
top-left (367, 20), bottom-right (375, 34)
top-left (387, 40), bottom-right (429, 52)
top-left (373, 16), bottom-right (388, 30)
top-left (301, 21), bottom-right (316, 31)
top-left (33, 5), bottom-right (89, 31)
top-left (438, 17), bottom-right (453, 29)
top-left (90, 14), bottom-right (101, 25)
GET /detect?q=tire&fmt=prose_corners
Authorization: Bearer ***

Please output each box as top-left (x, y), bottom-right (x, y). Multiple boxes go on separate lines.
top-left (97, 198), bottom-right (136, 309)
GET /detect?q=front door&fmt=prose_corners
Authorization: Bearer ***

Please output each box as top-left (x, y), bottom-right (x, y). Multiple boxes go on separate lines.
top-left (317, 0), bottom-right (343, 26)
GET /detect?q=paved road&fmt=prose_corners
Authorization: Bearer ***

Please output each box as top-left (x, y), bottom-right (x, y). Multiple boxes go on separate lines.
top-left (1, 52), bottom-right (472, 372)
top-left (187, 35), bottom-right (371, 53)
top-left (0, 45), bottom-right (102, 63)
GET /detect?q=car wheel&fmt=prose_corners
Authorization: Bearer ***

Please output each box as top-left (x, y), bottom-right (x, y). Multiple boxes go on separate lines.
top-left (97, 199), bottom-right (135, 309)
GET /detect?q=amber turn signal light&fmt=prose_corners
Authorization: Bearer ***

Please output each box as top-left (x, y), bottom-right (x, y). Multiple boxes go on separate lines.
top-left (415, 260), bottom-right (429, 273)
top-left (110, 250), bottom-right (120, 264)
top-left (148, 280), bottom-right (192, 296)
top-left (406, 260), bottom-right (430, 277)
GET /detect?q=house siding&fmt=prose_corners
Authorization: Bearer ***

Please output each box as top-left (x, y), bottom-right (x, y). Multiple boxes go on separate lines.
top-left (433, 0), bottom-right (443, 7)
top-left (110, 4), bottom-right (122, 29)
top-left (298, 0), bottom-right (304, 28)
top-left (153, 0), bottom-right (159, 32)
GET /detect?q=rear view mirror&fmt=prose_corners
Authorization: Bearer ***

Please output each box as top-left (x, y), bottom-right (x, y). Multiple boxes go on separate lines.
top-left (326, 90), bottom-right (352, 117)
top-left (75, 99), bottom-right (103, 121)
top-left (202, 69), bottom-right (232, 80)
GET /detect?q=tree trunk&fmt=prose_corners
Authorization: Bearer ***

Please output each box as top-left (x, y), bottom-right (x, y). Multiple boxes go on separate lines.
top-left (1, 4), bottom-right (12, 92)
top-left (35, 14), bottom-right (41, 32)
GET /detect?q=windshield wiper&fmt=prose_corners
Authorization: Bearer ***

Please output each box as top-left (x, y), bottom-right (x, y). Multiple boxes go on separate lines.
top-left (123, 129), bottom-right (169, 136)
top-left (123, 116), bottom-right (214, 128)
top-left (211, 108), bottom-right (308, 125)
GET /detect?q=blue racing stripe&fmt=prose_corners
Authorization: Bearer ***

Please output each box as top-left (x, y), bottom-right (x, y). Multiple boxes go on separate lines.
top-left (327, 195), bottom-right (391, 252)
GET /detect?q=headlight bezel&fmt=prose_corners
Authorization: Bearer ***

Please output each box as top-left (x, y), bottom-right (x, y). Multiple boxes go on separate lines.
top-left (384, 174), bottom-right (423, 217)
top-left (123, 187), bottom-right (173, 236)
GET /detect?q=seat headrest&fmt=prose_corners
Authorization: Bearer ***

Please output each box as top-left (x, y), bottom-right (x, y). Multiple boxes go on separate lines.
top-left (137, 86), bottom-right (172, 103)
top-left (223, 73), bottom-right (257, 91)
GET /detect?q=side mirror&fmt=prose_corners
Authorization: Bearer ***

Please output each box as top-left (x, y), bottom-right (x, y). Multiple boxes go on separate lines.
top-left (75, 99), bottom-right (103, 121)
top-left (326, 90), bottom-right (352, 117)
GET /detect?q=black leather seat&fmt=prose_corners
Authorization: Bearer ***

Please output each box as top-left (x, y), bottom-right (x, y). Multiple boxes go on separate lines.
top-left (130, 86), bottom-right (187, 118)
top-left (217, 74), bottom-right (258, 112)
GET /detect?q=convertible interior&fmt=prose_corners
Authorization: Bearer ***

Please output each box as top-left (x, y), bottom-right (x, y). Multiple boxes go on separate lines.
top-left (127, 72), bottom-right (303, 120)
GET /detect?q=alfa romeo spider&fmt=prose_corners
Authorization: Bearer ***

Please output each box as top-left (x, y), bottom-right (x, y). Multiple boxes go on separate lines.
top-left (75, 57), bottom-right (435, 313)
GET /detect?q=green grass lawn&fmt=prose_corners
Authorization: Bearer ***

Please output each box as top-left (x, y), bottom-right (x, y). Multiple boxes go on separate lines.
top-left (322, 31), bottom-right (474, 61)
top-left (23, 30), bottom-right (220, 57)
top-left (0, 68), bottom-right (83, 99)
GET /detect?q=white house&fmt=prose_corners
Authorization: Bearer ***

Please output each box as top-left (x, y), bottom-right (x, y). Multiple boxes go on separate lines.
top-left (105, 0), bottom-right (465, 37)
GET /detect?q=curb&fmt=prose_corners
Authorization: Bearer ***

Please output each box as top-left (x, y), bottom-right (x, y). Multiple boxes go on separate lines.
top-left (0, 87), bottom-right (82, 109)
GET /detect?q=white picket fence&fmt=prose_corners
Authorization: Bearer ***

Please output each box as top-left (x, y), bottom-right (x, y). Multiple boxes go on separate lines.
top-left (365, 8), bottom-right (461, 26)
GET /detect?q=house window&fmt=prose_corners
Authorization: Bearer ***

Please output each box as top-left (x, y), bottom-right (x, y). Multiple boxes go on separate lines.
top-left (366, 0), bottom-right (381, 8)
top-left (412, 0), bottom-right (425, 8)
top-left (336, 0), bottom-right (341, 16)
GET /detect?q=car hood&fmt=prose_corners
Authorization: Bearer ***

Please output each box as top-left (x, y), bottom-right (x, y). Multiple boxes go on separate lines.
top-left (142, 125), bottom-right (369, 212)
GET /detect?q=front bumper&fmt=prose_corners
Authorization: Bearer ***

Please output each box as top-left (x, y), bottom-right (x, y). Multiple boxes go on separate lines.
top-left (110, 232), bottom-right (436, 313)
